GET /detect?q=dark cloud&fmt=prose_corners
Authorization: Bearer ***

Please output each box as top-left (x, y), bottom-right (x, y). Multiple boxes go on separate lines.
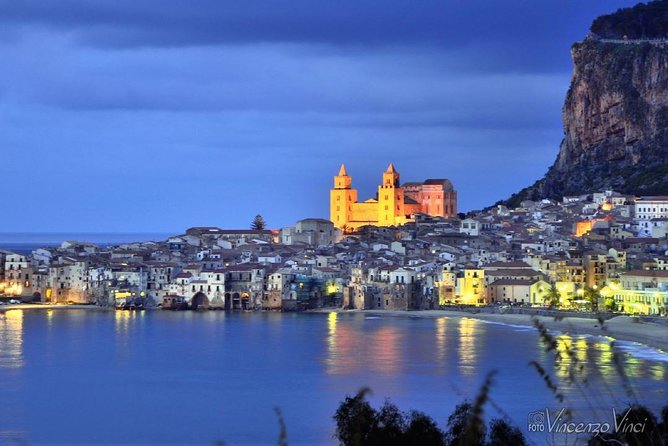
top-left (0, 0), bottom-right (642, 232)
top-left (1, 1), bottom-right (637, 71)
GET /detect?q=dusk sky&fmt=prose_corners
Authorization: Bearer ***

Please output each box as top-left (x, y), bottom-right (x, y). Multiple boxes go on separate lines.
top-left (1, 0), bottom-right (639, 233)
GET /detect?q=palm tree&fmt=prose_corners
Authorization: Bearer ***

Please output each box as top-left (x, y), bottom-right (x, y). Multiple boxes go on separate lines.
top-left (583, 285), bottom-right (601, 311)
top-left (544, 284), bottom-right (561, 308)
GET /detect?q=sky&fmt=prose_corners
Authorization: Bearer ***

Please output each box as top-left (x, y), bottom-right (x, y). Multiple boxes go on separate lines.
top-left (0, 0), bottom-right (640, 233)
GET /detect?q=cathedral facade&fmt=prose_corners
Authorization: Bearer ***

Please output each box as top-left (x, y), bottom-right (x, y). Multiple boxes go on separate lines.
top-left (330, 164), bottom-right (457, 230)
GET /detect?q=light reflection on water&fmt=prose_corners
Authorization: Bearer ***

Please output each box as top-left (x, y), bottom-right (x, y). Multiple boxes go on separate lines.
top-left (0, 310), bottom-right (24, 368)
top-left (0, 310), bottom-right (666, 445)
top-left (435, 317), bottom-right (447, 367)
top-left (458, 317), bottom-right (478, 376)
top-left (326, 312), bottom-right (402, 375)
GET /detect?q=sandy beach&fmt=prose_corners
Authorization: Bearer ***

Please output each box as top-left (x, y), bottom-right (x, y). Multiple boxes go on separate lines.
top-left (318, 308), bottom-right (668, 353)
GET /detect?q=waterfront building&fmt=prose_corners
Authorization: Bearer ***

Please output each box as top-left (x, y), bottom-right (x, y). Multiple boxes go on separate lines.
top-left (2, 252), bottom-right (30, 297)
top-left (166, 269), bottom-right (225, 309)
top-left (615, 270), bottom-right (668, 315)
top-left (48, 259), bottom-right (89, 303)
top-left (455, 268), bottom-right (485, 305)
top-left (487, 279), bottom-right (550, 305)
top-left (263, 267), bottom-right (295, 310)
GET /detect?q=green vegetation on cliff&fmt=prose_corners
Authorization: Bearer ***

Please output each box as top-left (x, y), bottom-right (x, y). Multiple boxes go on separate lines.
top-left (591, 0), bottom-right (668, 39)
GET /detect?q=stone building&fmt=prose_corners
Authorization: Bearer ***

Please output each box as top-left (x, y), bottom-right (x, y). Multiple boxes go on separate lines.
top-left (330, 163), bottom-right (457, 230)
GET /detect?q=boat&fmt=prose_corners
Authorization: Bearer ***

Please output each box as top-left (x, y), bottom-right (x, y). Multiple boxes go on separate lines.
top-left (116, 296), bottom-right (146, 311)
top-left (161, 295), bottom-right (188, 311)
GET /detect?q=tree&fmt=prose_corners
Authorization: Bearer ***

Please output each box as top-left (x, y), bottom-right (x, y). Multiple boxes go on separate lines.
top-left (333, 389), bottom-right (376, 446)
top-left (583, 285), bottom-right (601, 312)
top-left (488, 419), bottom-right (526, 446)
top-left (368, 401), bottom-right (405, 446)
top-left (404, 411), bottom-right (445, 446)
top-left (544, 284), bottom-right (561, 308)
top-left (250, 214), bottom-right (266, 230)
top-left (443, 401), bottom-right (485, 446)
top-left (333, 390), bottom-right (444, 446)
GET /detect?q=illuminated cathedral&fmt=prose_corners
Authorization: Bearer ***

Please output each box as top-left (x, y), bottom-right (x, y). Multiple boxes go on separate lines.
top-left (330, 163), bottom-right (457, 230)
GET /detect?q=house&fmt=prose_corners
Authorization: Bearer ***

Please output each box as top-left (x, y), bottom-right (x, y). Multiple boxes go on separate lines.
top-left (459, 218), bottom-right (480, 236)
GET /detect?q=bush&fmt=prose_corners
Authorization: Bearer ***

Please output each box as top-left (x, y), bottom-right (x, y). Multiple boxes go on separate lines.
top-left (333, 390), bottom-right (527, 446)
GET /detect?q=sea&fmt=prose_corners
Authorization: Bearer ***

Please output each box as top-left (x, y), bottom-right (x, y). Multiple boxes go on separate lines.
top-left (0, 234), bottom-right (666, 445)
top-left (0, 310), bottom-right (666, 445)
top-left (0, 233), bottom-right (172, 255)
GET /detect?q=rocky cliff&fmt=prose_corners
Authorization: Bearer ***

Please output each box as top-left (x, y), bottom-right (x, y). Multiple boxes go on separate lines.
top-left (499, 1), bottom-right (668, 207)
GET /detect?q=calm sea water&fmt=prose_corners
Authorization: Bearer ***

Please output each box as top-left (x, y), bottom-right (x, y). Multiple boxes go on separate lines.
top-left (0, 310), bottom-right (666, 445)
top-left (0, 233), bottom-right (172, 254)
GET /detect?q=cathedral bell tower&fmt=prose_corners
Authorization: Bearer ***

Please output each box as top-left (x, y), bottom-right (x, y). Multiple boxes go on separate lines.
top-left (330, 164), bottom-right (357, 229)
top-left (377, 163), bottom-right (405, 226)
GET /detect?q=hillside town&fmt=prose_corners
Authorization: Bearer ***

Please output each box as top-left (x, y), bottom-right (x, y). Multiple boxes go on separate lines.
top-left (2, 188), bottom-right (668, 316)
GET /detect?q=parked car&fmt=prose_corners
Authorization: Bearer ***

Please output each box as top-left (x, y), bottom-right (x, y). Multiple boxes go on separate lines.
top-left (9, 299), bottom-right (21, 304)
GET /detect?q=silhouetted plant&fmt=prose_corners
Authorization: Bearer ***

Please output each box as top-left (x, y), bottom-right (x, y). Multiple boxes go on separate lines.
top-left (274, 407), bottom-right (288, 446)
top-left (443, 402), bottom-right (476, 446)
top-left (333, 388), bottom-right (445, 446)
top-left (333, 387), bottom-right (376, 446)
top-left (333, 375), bottom-right (530, 446)
top-left (405, 410), bottom-right (446, 446)
top-left (370, 401), bottom-right (405, 446)
top-left (462, 371), bottom-right (496, 446)
top-left (487, 418), bottom-right (526, 446)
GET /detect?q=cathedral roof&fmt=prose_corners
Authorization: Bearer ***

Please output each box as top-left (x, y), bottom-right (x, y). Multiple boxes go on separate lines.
top-left (386, 163), bottom-right (397, 174)
top-left (338, 164), bottom-right (348, 176)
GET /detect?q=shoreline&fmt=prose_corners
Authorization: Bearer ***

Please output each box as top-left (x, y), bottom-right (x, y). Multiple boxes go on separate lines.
top-left (314, 308), bottom-right (668, 353)
top-left (0, 303), bottom-right (112, 313)
top-left (4, 304), bottom-right (666, 353)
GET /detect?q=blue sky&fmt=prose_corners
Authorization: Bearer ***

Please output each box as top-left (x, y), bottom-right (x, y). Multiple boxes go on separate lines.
top-left (0, 0), bottom-right (638, 232)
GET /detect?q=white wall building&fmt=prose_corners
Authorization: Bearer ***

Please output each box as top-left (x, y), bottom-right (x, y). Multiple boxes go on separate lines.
top-left (634, 196), bottom-right (668, 220)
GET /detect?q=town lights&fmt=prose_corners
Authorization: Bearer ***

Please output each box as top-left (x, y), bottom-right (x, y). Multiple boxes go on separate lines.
top-left (2, 283), bottom-right (24, 296)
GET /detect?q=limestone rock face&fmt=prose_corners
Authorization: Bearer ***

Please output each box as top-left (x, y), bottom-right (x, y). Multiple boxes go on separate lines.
top-left (500, 2), bottom-right (668, 207)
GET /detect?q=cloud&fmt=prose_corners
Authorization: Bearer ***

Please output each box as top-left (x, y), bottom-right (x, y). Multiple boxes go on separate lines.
top-left (1, 31), bottom-right (567, 127)
top-left (0, 1), bottom-right (639, 70)
top-left (0, 0), bottom-right (642, 231)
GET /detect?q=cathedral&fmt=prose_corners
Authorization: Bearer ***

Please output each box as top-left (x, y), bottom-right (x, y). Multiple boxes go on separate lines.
top-left (330, 163), bottom-right (457, 230)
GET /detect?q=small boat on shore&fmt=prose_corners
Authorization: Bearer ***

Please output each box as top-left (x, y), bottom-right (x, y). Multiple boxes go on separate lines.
top-left (161, 295), bottom-right (189, 311)
top-left (116, 297), bottom-right (146, 311)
